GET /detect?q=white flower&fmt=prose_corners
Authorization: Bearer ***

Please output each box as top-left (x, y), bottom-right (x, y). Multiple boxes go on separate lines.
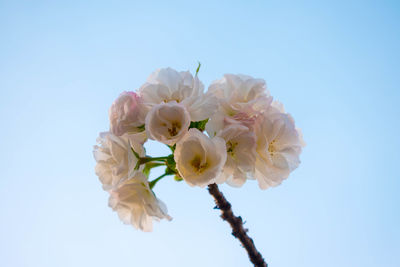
top-left (145, 101), bottom-right (191, 145)
top-left (109, 91), bottom-right (147, 136)
top-left (206, 74), bottom-right (272, 136)
top-left (216, 124), bottom-right (257, 187)
top-left (174, 128), bottom-right (227, 187)
top-left (108, 172), bottom-right (172, 232)
top-left (93, 132), bottom-right (145, 191)
top-left (208, 74), bottom-right (272, 116)
top-left (254, 104), bottom-right (305, 190)
top-left (139, 67), bottom-right (217, 121)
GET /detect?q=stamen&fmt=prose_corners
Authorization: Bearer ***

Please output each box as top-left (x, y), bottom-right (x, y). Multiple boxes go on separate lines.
top-left (191, 155), bottom-right (209, 173)
top-left (268, 139), bottom-right (277, 157)
top-left (167, 121), bottom-right (181, 136)
top-left (227, 141), bottom-right (238, 156)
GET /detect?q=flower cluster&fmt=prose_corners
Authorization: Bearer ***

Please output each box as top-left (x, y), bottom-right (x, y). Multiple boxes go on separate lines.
top-left (93, 67), bottom-right (305, 231)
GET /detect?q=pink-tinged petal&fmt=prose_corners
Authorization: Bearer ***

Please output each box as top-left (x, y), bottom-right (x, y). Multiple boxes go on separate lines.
top-left (109, 91), bottom-right (147, 136)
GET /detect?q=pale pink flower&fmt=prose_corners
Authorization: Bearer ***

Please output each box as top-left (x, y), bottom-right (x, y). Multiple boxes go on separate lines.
top-left (93, 132), bottom-right (145, 191)
top-left (109, 91), bottom-right (147, 136)
top-left (139, 68), bottom-right (218, 122)
top-left (206, 74), bottom-right (272, 136)
top-left (174, 129), bottom-right (227, 187)
top-left (216, 124), bottom-right (257, 187)
top-left (109, 172), bottom-right (172, 232)
top-left (145, 101), bottom-right (191, 145)
top-left (254, 104), bottom-right (305, 190)
top-left (208, 74), bottom-right (272, 116)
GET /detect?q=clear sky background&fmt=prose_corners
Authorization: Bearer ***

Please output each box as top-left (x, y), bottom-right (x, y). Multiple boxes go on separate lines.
top-left (0, 1), bottom-right (399, 267)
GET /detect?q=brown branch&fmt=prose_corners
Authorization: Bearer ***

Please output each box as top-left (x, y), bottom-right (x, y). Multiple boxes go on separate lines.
top-left (207, 183), bottom-right (268, 267)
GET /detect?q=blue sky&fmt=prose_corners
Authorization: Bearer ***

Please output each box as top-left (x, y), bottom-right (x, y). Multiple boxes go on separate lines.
top-left (0, 1), bottom-right (399, 266)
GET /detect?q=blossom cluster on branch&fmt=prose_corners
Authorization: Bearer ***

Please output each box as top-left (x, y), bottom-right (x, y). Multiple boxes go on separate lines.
top-left (93, 67), bottom-right (305, 231)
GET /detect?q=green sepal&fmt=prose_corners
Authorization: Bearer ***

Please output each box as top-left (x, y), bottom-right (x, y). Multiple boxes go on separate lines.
top-left (167, 144), bottom-right (176, 152)
top-left (174, 175), bottom-right (183, 181)
top-left (131, 147), bottom-right (140, 159)
top-left (195, 62), bottom-right (201, 75)
top-left (143, 164), bottom-right (151, 177)
top-left (131, 148), bottom-right (141, 170)
top-left (165, 154), bottom-right (177, 174)
top-left (189, 118), bottom-right (209, 132)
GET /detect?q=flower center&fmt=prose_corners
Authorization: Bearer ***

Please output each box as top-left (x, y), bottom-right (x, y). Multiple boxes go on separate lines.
top-left (168, 121), bottom-right (181, 136)
top-left (227, 141), bottom-right (238, 157)
top-left (191, 155), bottom-right (209, 173)
top-left (268, 139), bottom-right (277, 157)
top-left (164, 98), bottom-right (180, 103)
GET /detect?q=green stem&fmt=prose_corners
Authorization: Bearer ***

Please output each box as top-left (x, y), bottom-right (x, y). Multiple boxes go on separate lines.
top-left (141, 156), bottom-right (169, 162)
top-left (132, 147), bottom-right (172, 170)
top-left (143, 162), bottom-right (165, 177)
top-left (149, 173), bottom-right (169, 189)
top-left (136, 156), bottom-right (171, 169)
top-left (146, 162), bottom-right (165, 168)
